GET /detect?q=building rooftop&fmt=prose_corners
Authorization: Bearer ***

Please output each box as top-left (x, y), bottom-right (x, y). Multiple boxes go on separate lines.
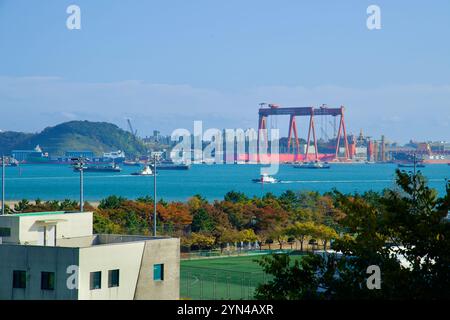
top-left (57, 234), bottom-right (169, 248)
top-left (1, 211), bottom-right (70, 218)
top-left (0, 210), bottom-right (174, 248)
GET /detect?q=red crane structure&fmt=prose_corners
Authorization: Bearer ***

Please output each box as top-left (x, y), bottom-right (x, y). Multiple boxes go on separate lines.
top-left (257, 104), bottom-right (350, 161)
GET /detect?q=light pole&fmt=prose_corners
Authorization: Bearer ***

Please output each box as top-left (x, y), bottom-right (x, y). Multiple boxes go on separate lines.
top-left (1, 155), bottom-right (5, 215)
top-left (72, 157), bottom-right (85, 212)
top-left (151, 152), bottom-right (162, 237)
top-left (153, 154), bottom-right (157, 236)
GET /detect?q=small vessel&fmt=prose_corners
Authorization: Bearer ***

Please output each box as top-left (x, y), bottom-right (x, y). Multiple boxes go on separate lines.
top-left (123, 160), bottom-right (141, 166)
top-left (153, 160), bottom-right (190, 170)
top-left (0, 157), bottom-right (19, 167)
top-left (103, 150), bottom-right (126, 161)
top-left (252, 173), bottom-right (278, 184)
top-left (131, 165), bottom-right (154, 176)
top-left (398, 163), bottom-right (425, 168)
top-left (293, 161), bottom-right (330, 169)
top-left (74, 163), bottom-right (121, 172)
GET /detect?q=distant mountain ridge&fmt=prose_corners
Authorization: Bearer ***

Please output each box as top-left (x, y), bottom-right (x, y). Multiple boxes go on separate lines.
top-left (0, 121), bottom-right (148, 157)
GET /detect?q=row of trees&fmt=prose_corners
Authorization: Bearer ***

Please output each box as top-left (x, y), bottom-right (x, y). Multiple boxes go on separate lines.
top-left (91, 190), bottom-right (345, 252)
top-left (255, 169), bottom-right (450, 299)
top-left (8, 189), bottom-right (345, 253)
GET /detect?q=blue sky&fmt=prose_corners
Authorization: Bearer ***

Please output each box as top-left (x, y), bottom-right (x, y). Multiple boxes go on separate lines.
top-left (0, 0), bottom-right (449, 143)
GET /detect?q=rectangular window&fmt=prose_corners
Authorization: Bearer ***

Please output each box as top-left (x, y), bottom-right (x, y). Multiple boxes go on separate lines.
top-left (108, 269), bottom-right (120, 288)
top-left (90, 271), bottom-right (102, 290)
top-left (0, 227), bottom-right (11, 237)
top-left (153, 264), bottom-right (164, 281)
top-left (41, 272), bottom-right (55, 290)
top-left (12, 270), bottom-right (26, 289)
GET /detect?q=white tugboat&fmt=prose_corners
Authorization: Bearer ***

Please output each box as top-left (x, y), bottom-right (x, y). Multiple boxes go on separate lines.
top-left (131, 165), bottom-right (154, 176)
top-left (252, 173), bottom-right (278, 184)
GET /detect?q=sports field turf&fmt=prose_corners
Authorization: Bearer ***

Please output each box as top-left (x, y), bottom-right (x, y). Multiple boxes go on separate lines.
top-left (180, 253), bottom-right (303, 300)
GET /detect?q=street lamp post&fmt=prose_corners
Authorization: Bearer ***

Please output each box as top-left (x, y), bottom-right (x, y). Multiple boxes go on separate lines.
top-left (151, 152), bottom-right (162, 237)
top-left (1, 155), bottom-right (5, 215)
top-left (80, 163), bottom-right (84, 212)
top-left (72, 157), bottom-right (85, 212)
top-left (153, 154), bottom-right (157, 237)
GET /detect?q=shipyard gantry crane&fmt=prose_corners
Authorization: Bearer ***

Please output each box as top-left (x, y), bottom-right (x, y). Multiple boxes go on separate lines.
top-left (257, 104), bottom-right (350, 161)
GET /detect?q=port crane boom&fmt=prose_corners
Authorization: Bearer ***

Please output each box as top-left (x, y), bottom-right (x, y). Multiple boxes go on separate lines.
top-left (126, 118), bottom-right (138, 137)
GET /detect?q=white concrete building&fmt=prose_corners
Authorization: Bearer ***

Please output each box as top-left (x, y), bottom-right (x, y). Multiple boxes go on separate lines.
top-left (0, 211), bottom-right (180, 300)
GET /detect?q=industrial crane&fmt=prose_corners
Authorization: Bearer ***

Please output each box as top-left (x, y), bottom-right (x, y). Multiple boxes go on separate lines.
top-left (126, 118), bottom-right (137, 137)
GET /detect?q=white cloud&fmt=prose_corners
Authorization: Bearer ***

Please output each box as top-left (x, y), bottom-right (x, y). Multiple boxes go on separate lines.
top-left (0, 76), bottom-right (449, 143)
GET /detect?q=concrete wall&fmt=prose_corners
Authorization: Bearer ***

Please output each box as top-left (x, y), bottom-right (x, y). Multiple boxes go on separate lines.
top-left (0, 235), bottom-right (180, 300)
top-left (18, 212), bottom-right (93, 245)
top-left (0, 216), bottom-right (20, 244)
top-left (57, 235), bottom-right (97, 248)
top-left (0, 245), bottom-right (79, 300)
top-left (77, 241), bottom-right (145, 300)
top-left (134, 238), bottom-right (180, 300)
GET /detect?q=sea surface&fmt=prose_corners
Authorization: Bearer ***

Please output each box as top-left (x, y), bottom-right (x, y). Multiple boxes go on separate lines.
top-left (2, 164), bottom-right (449, 202)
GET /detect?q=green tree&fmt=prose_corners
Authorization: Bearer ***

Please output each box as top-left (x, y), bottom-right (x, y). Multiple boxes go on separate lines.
top-left (238, 229), bottom-right (258, 243)
top-left (14, 199), bottom-right (30, 212)
top-left (188, 232), bottom-right (215, 250)
top-left (286, 221), bottom-right (316, 252)
top-left (224, 191), bottom-right (249, 203)
top-left (269, 226), bottom-right (288, 250)
top-left (99, 195), bottom-right (127, 209)
top-left (255, 254), bottom-right (329, 300)
top-left (255, 170), bottom-right (450, 299)
top-left (191, 207), bottom-right (215, 233)
top-left (216, 227), bottom-right (239, 253)
top-left (313, 224), bottom-right (338, 251)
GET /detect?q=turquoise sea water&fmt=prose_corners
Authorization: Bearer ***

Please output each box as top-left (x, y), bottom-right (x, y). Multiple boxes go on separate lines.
top-left (2, 164), bottom-right (449, 202)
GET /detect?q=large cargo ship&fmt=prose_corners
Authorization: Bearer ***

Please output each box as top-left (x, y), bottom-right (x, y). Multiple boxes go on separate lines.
top-left (420, 154), bottom-right (450, 164)
top-left (73, 163), bottom-right (122, 172)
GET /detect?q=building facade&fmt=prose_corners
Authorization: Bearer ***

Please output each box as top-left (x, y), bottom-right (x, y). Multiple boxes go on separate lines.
top-left (0, 211), bottom-right (179, 300)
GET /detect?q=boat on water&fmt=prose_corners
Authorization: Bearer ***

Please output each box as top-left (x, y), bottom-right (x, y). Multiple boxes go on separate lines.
top-left (398, 163), bottom-right (426, 168)
top-left (293, 161), bottom-right (331, 169)
top-left (131, 165), bottom-right (154, 176)
top-left (0, 157), bottom-right (19, 167)
top-left (152, 160), bottom-right (190, 170)
top-left (1, 162), bottom-right (18, 167)
top-left (123, 160), bottom-right (141, 166)
top-left (252, 173), bottom-right (278, 184)
top-left (74, 163), bottom-right (122, 172)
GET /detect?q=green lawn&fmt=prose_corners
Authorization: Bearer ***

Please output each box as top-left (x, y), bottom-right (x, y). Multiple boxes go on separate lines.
top-left (180, 253), bottom-right (303, 300)
top-left (182, 254), bottom-right (267, 272)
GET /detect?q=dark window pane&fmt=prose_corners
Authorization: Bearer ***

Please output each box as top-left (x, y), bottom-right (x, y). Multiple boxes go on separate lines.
top-left (0, 227), bottom-right (11, 237)
top-left (13, 270), bottom-right (26, 289)
top-left (108, 269), bottom-right (120, 288)
top-left (153, 264), bottom-right (164, 281)
top-left (41, 272), bottom-right (55, 290)
top-left (90, 271), bottom-right (102, 290)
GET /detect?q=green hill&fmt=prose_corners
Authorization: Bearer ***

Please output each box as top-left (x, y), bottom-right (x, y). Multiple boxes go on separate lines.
top-left (0, 131), bottom-right (35, 155)
top-left (0, 121), bottom-right (148, 157)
